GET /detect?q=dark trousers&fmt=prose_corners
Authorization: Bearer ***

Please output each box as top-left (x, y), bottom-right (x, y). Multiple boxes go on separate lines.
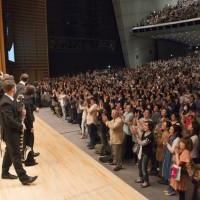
top-left (150, 149), bottom-right (157, 172)
top-left (70, 108), bottom-right (77, 122)
top-left (2, 137), bottom-right (27, 180)
top-left (138, 154), bottom-right (150, 183)
top-left (77, 113), bottom-right (82, 129)
top-left (179, 191), bottom-right (185, 200)
top-left (99, 122), bottom-right (110, 154)
top-left (23, 129), bottom-right (35, 164)
top-left (123, 134), bottom-right (133, 159)
top-left (24, 129), bottom-right (34, 149)
top-left (87, 123), bottom-right (98, 146)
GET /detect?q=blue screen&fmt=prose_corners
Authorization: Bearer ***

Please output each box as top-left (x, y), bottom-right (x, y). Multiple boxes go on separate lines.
top-left (8, 42), bottom-right (15, 62)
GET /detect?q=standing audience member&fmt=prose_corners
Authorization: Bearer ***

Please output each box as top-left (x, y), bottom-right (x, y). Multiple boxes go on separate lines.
top-left (80, 100), bottom-right (88, 139)
top-left (156, 120), bottom-right (171, 181)
top-left (151, 105), bottom-right (161, 125)
top-left (59, 90), bottom-right (67, 120)
top-left (98, 100), bottom-right (111, 156)
top-left (68, 92), bottom-right (77, 124)
top-left (187, 119), bottom-right (199, 164)
top-left (102, 109), bottom-right (124, 171)
top-left (0, 80), bottom-right (37, 185)
top-left (122, 103), bottom-right (134, 159)
top-left (133, 120), bottom-right (154, 188)
top-left (170, 137), bottom-right (193, 200)
top-left (35, 83), bottom-right (42, 108)
top-left (194, 94), bottom-right (200, 111)
top-left (86, 97), bottom-right (99, 149)
top-left (163, 124), bottom-right (181, 196)
top-left (76, 97), bottom-right (83, 133)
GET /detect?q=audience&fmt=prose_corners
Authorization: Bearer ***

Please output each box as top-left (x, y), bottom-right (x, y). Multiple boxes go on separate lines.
top-left (32, 50), bottom-right (199, 197)
top-left (135, 0), bottom-right (200, 27)
top-left (1, 49), bottom-right (200, 195)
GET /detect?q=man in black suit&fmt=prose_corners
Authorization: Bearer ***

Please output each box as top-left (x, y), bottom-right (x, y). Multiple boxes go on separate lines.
top-left (15, 73), bottom-right (40, 157)
top-left (0, 80), bottom-right (38, 185)
top-left (15, 73), bottom-right (29, 98)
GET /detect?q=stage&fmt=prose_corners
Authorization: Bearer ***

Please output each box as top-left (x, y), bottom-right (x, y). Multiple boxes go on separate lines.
top-left (0, 116), bottom-right (147, 200)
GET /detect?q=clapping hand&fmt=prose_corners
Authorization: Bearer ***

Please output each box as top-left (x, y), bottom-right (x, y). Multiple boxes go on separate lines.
top-left (35, 107), bottom-right (40, 113)
top-left (163, 136), bottom-right (169, 145)
top-left (22, 108), bottom-right (26, 117)
top-left (174, 146), bottom-right (180, 155)
top-left (132, 126), bottom-right (139, 136)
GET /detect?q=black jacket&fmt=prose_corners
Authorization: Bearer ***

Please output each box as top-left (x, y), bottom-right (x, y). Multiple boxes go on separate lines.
top-left (15, 82), bottom-right (26, 98)
top-left (24, 95), bottom-right (36, 130)
top-left (0, 95), bottom-right (23, 141)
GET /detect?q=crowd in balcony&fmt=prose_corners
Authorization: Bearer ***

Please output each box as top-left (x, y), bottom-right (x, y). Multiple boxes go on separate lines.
top-left (136, 0), bottom-right (200, 27)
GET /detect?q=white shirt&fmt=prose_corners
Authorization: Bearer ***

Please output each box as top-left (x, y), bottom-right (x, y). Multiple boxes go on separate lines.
top-left (19, 81), bottom-right (26, 85)
top-left (190, 135), bottom-right (199, 158)
top-left (167, 137), bottom-right (180, 153)
top-left (59, 94), bottom-right (66, 107)
top-left (86, 104), bottom-right (98, 125)
top-left (79, 105), bottom-right (86, 119)
top-left (5, 94), bottom-right (14, 101)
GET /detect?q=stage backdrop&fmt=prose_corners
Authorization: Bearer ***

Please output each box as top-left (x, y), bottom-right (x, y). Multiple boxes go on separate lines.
top-left (2, 0), bottom-right (49, 82)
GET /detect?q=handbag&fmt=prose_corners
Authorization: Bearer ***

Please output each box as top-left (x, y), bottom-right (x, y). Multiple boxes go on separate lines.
top-left (132, 143), bottom-right (140, 154)
top-left (171, 164), bottom-right (181, 181)
top-left (194, 164), bottom-right (200, 183)
top-left (175, 166), bottom-right (181, 181)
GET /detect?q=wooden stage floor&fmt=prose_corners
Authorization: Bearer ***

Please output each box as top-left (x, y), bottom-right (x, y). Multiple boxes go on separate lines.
top-left (0, 116), bottom-right (148, 200)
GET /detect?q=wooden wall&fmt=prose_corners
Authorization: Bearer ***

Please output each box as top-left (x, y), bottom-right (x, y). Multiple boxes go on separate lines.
top-left (0, 0), bottom-right (6, 73)
top-left (2, 0), bottom-right (49, 82)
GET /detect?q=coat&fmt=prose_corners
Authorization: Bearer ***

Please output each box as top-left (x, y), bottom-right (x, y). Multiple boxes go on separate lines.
top-left (0, 95), bottom-right (23, 142)
top-left (106, 116), bottom-right (124, 145)
top-left (24, 95), bottom-right (37, 130)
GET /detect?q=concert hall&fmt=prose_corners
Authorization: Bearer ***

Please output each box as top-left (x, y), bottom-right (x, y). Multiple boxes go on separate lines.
top-left (0, 0), bottom-right (200, 200)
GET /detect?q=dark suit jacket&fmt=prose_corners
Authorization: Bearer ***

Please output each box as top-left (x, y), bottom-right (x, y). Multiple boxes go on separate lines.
top-left (15, 82), bottom-right (26, 98)
top-left (0, 95), bottom-right (23, 142)
top-left (24, 95), bottom-right (37, 130)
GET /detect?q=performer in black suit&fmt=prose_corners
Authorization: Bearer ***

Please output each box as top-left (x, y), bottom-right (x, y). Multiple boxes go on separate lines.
top-left (15, 73), bottom-right (40, 157)
top-left (15, 73), bottom-right (29, 98)
top-left (0, 80), bottom-right (38, 185)
top-left (23, 85), bottom-right (39, 166)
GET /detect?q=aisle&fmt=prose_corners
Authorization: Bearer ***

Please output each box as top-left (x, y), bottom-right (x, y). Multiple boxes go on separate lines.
top-left (0, 116), bottom-right (147, 200)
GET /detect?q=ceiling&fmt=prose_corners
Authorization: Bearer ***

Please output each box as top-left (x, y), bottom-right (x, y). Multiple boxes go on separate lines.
top-left (131, 18), bottom-right (200, 47)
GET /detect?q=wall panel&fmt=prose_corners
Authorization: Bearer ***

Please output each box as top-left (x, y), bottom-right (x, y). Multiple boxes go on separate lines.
top-left (2, 0), bottom-right (49, 81)
top-left (0, 0), bottom-right (6, 73)
top-left (112, 0), bottom-right (178, 67)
